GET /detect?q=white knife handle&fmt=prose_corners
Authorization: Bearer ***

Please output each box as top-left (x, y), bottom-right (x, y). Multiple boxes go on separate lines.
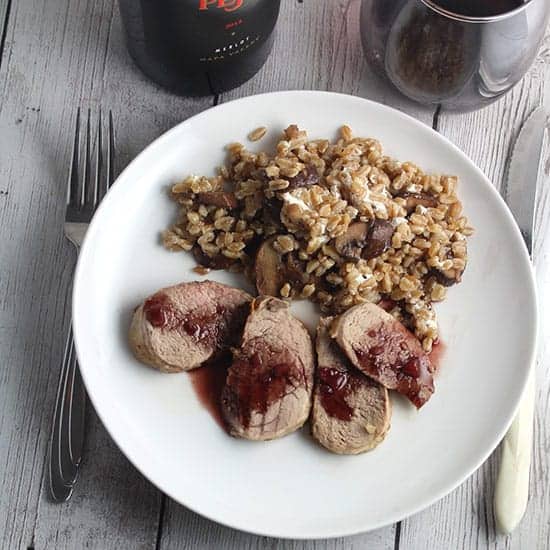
top-left (494, 368), bottom-right (536, 534)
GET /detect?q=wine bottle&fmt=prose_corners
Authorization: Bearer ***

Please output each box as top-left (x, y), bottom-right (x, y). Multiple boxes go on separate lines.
top-left (118, 0), bottom-right (281, 96)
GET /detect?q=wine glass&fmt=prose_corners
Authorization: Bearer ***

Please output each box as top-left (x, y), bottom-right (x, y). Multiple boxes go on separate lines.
top-left (360, 0), bottom-right (550, 111)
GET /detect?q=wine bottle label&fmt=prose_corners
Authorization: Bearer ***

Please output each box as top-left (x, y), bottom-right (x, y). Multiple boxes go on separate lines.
top-left (118, 0), bottom-right (280, 94)
top-left (197, 1), bottom-right (262, 63)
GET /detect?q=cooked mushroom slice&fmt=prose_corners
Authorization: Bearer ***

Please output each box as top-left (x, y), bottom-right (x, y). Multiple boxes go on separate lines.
top-left (335, 220), bottom-right (395, 261)
top-left (254, 238), bottom-right (286, 296)
top-left (429, 265), bottom-right (465, 287)
top-left (285, 253), bottom-right (308, 285)
top-left (287, 165), bottom-right (320, 190)
top-left (262, 197), bottom-right (283, 227)
top-left (362, 219), bottom-right (394, 260)
top-left (192, 245), bottom-right (234, 270)
top-left (400, 192), bottom-right (437, 213)
top-left (197, 191), bottom-right (238, 210)
top-left (334, 222), bottom-right (371, 260)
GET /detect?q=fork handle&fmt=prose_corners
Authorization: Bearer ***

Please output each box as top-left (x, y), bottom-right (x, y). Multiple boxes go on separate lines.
top-left (49, 323), bottom-right (87, 501)
top-left (69, 361), bottom-right (87, 467)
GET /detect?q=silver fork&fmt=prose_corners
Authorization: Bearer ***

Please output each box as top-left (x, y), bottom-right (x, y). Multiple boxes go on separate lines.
top-left (49, 108), bottom-right (115, 502)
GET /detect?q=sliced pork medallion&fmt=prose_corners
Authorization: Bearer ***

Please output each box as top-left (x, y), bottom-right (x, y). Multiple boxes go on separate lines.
top-left (222, 296), bottom-right (315, 441)
top-left (331, 303), bottom-right (434, 408)
top-left (129, 281), bottom-right (251, 373)
top-left (312, 318), bottom-right (391, 454)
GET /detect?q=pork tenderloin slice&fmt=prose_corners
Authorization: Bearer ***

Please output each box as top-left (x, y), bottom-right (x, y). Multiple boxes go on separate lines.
top-left (129, 281), bottom-right (251, 373)
top-left (312, 318), bottom-right (391, 454)
top-left (331, 303), bottom-right (434, 408)
top-left (222, 296), bottom-right (315, 441)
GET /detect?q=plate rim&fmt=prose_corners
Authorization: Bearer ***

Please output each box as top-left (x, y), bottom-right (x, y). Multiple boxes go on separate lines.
top-left (72, 90), bottom-right (538, 540)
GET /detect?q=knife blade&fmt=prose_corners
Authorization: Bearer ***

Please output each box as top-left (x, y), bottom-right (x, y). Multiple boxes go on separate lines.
top-left (504, 107), bottom-right (546, 255)
top-left (494, 107), bottom-right (547, 534)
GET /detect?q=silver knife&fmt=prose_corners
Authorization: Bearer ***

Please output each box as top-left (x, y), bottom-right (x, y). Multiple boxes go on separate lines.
top-left (494, 107), bottom-right (547, 534)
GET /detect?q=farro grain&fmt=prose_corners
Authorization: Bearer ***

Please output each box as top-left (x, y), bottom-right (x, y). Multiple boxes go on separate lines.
top-left (164, 124), bottom-right (473, 349)
top-left (248, 126), bottom-right (267, 142)
top-left (280, 283), bottom-right (291, 298)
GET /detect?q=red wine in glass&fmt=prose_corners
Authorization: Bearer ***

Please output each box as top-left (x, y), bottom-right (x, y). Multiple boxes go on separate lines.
top-left (431, 0), bottom-right (524, 17)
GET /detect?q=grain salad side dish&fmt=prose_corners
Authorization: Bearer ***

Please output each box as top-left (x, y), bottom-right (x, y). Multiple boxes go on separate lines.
top-left (162, 125), bottom-right (473, 352)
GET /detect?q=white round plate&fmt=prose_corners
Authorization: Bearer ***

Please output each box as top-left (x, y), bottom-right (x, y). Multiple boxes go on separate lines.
top-left (73, 91), bottom-right (537, 539)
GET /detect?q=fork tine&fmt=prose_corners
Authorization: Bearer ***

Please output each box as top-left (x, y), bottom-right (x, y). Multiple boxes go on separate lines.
top-left (80, 109), bottom-right (91, 207)
top-left (107, 110), bottom-right (115, 189)
top-left (94, 107), bottom-right (103, 206)
top-left (67, 109), bottom-right (80, 207)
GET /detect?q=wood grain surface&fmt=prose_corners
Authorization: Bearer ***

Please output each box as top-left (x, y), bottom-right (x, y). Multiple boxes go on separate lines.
top-left (0, 0), bottom-right (548, 549)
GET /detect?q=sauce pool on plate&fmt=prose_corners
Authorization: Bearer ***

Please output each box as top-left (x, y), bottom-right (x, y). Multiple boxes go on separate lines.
top-left (188, 357), bottom-right (231, 429)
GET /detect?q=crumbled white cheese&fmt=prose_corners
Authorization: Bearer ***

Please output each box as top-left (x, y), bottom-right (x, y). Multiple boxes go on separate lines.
top-left (425, 318), bottom-right (438, 331)
top-left (361, 186), bottom-right (388, 217)
top-left (391, 216), bottom-right (408, 227)
top-left (282, 192), bottom-right (310, 211)
top-left (371, 201), bottom-right (388, 216)
top-left (405, 183), bottom-right (422, 193)
top-left (353, 272), bottom-right (373, 286)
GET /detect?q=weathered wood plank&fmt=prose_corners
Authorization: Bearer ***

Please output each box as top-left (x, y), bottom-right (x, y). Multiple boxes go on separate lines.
top-left (160, 504), bottom-right (397, 550)
top-left (399, 31), bottom-right (550, 550)
top-left (0, 0), bottom-right (212, 548)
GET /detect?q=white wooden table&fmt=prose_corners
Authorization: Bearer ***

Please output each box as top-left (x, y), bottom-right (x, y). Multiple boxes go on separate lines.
top-left (1, 1), bottom-right (549, 548)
